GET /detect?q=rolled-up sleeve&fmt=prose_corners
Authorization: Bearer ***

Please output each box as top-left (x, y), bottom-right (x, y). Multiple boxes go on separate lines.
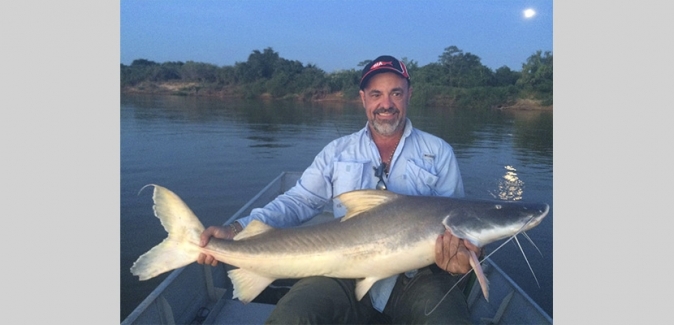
top-left (236, 144), bottom-right (335, 228)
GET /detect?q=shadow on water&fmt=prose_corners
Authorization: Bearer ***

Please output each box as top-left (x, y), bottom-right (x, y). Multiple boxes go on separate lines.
top-left (512, 110), bottom-right (553, 156)
top-left (408, 105), bottom-right (553, 160)
top-left (122, 94), bottom-right (364, 127)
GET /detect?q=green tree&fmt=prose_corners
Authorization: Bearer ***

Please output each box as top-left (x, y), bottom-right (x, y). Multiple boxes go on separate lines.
top-left (130, 59), bottom-right (159, 67)
top-left (493, 66), bottom-right (520, 86)
top-left (518, 50), bottom-right (553, 92)
top-left (267, 71), bottom-right (290, 97)
top-left (414, 62), bottom-right (444, 86)
top-left (234, 61), bottom-right (256, 83)
top-left (180, 61), bottom-right (218, 82)
top-left (248, 47), bottom-right (280, 79)
top-left (121, 46), bottom-right (552, 108)
top-left (517, 50), bottom-right (553, 105)
top-left (357, 60), bottom-right (371, 68)
top-left (217, 65), bottom-right (237, 85)
top-left (121, 59), bottom-right (161, 85)
top-left (156, 61), bottom-right (183, 81)
top-left (438, 46), bottom-right (462, 86)
top-left (438, 46), bottom-right (493, 88)
top-left (294, 63), bottom-right (327, 90)
top-left (328, 69), bottom-right (360, 98)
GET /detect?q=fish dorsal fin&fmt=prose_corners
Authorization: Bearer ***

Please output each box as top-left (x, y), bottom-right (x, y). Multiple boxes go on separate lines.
top-left (337, 190), bottom-right (399, 221)
top-left (234, 220), bottom-right (274, 240)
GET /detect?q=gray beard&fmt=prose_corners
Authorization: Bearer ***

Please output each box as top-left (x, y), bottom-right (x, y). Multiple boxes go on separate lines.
top-left (372, 118), bottom-right (402, 137)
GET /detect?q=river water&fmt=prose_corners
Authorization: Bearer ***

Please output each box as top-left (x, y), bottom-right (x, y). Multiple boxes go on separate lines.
top-left (120, 93), bottom-right (553, 321)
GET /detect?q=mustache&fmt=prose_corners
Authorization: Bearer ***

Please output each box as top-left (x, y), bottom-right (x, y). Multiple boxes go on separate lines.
top-left (373, 107), bottom-right (399, 115)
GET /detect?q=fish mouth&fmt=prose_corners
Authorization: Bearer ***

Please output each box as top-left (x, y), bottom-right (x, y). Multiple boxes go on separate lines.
top-left (523, 203), bottom-right (550, 230)
top-left (527, 204), bottom-right (550, 229)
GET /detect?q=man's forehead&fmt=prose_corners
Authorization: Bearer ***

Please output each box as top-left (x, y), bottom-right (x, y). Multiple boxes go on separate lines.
top-left (364, 73), bottom-right (408, 90)
top-left (366, 86), bottom-right (405, 93)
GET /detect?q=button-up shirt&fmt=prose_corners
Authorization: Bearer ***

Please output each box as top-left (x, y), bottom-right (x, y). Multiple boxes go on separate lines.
top-left (236, 118), bottom-right (464, 311)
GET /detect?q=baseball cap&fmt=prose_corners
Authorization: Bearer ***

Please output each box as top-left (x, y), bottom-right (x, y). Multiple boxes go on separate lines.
top-left (359, 55), bottom-right (410, 90)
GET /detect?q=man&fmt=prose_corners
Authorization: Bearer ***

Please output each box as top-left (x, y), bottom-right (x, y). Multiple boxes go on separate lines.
top-left (198, 55), bottom-right (480, 324)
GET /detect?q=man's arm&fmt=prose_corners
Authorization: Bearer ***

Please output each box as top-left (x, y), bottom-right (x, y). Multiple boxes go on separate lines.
top-left (197, 145), bottom-right (336, 267)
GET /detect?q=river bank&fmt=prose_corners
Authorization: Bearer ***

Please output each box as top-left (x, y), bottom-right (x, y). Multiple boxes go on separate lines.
top-left (121, 81), bottom-right (552, 110)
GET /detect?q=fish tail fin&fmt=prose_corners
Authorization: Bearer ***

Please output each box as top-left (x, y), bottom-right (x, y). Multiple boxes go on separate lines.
top-left (130, 184), bottom-right (206, 281)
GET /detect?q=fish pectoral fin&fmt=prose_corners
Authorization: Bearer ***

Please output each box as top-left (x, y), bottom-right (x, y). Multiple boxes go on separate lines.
top-left (227, 269), bottom-right (275, 303)
top-left (469, 250), bottom-right (490, 302)
top-left (337, 190), bottom-right (400, 221)
top-left (354, 277), bottom-right (380, 301)
top-left (234, 220), bottom-right (275, 240)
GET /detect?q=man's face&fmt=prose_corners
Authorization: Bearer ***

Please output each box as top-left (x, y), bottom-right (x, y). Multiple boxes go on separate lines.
top-left (359, 72), bottom-right (412, 138)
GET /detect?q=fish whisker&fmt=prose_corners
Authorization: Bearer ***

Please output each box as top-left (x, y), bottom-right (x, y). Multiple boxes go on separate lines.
top-left (425, 228), bottom-right (544, 315)
top-left (521, 231), bottom-right (543, 257)
top-left (425, 240), bottom-right (511, 316)
top-left (424, 269), bottom-right (473, 315)
top-left (512, 235), bottom-right (540, 288)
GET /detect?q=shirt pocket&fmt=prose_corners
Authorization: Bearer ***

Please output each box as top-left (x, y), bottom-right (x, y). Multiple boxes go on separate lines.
top-left (404, 160), bottom-right (439, 196)
top-left (332, 161), bottom-right (365, 217)
top-left (332, 161), bottom-right (365, 196)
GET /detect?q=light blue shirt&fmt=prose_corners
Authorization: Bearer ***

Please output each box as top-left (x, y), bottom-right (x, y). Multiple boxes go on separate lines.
top-left (236, 118), bottom-right (464, 311)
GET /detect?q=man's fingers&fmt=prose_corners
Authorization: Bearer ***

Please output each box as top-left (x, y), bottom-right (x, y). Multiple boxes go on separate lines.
top-left (435, 233), bottom-right (443, 257)
top-left (434, 229), bottom-right (478, 274)
top-left (200, 227), bottom-right (214, 247)
top-left (200, 225), bottom-right (229, 246)
top-left (197, 253), bottom-right (219, 267)
top-left (198, 227), bottom-right (220, 266)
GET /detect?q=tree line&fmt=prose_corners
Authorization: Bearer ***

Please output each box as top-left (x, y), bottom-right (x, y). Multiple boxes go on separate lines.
top-left (121, 46), bottom-right (552, 108)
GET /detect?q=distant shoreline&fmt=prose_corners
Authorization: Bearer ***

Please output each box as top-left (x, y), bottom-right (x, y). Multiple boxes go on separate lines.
top-left (121, 82), bottom-right (552, 111)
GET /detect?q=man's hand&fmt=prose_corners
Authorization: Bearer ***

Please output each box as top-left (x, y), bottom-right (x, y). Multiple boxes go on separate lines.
top-left (196, 223), bottom-right (241, 267)
top-left (435, 229), bottom-right (482, 275)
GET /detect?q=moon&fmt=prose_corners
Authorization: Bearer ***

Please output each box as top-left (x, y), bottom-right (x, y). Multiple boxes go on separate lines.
top-left (524, 8), bottom-right (536, 18)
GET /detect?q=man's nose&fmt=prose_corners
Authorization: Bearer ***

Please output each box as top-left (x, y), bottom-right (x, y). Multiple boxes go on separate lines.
top-left (381, 94), bottom-right (393, 108)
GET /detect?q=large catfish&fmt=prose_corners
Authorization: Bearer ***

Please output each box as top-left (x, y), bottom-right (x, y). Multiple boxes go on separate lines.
top-left (130, 185), bottom-right (548, 303)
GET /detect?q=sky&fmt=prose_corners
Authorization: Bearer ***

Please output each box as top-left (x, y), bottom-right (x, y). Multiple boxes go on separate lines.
top-left (121, 0), bottom-right (553, 72)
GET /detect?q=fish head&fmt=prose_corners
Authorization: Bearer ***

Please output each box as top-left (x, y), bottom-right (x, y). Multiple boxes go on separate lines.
top-left (442, 199), bottom-right (549, 247)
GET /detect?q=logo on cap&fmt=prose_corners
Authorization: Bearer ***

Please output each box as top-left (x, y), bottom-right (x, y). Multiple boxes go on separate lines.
top-left (371, 61), bottom-right (394, 70)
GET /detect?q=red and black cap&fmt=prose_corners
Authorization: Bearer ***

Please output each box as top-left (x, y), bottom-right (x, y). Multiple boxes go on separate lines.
top-left (359, 55), bottom-right (410, 90)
